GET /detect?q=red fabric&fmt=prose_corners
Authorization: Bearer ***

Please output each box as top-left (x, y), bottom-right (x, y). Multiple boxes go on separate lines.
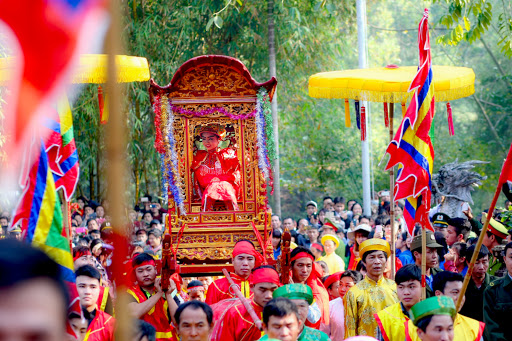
top-left (73, 248), bottom-right (92, 261)
top-left (290, 252), bottom-right (314, 263)
top-left (232, 241), bottom-right (263, 267)
top-left (130, 259), bottom-right (156, 283)
top-left (251, 267), bottom-right (280, 285)
top-left (191, 148), bottom-right (241, 210)
top-left (83, 310), bottom-right (115, 341)
top-left (499, 143), bottom-right (512, 185)
top-left (127, 286), bottom-right (177, 341)
top-left (210, 300), bottom-right (263, 341)
top-left (323, 272), bottom-right (343, 289)
top-left (348, 245), bottom-right (360, 271)
top-left (311, 243), bottom-right (323, 253)
top-left (305, 263), bottom-right (330, 328)
top-left (205, 274), bottom-right (253, 305)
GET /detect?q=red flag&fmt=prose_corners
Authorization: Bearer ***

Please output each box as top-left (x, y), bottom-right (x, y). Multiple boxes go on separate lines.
top-left (499, 143), bottom-right (512, 185)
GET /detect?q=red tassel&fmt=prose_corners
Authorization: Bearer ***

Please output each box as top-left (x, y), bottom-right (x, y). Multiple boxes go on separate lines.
top-left (401, 102), bottom-right (406, 117)
top-left (98, 85), bottom-right (105, 124)
top-left (447, 102), bottom-right (454, 136)
top-left (361, 106), bottom-right (366, 141)
top-left (384, 102), bottom-right (389, 128)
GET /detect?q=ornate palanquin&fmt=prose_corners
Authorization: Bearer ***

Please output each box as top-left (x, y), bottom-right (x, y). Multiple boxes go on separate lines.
top-left (149, 55), bottom-right (277, 275)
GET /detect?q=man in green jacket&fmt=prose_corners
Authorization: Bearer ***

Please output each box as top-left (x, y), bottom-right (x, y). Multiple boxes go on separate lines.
top-left (483, 241), bottom-right (512, 341)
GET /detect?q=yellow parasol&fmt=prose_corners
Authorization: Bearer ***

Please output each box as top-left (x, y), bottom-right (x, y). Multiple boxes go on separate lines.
top-left (0, 53), bottom-right (150, 84)
top-left (309, 65), bottom-right (475, 103)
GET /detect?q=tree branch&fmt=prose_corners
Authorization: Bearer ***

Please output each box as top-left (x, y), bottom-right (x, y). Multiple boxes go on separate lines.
top-left (472, 95), bottom-right (506, 152)
top-left (480, 38), bottom-right (512, 91)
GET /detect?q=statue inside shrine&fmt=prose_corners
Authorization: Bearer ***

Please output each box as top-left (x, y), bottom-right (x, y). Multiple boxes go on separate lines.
top-left (191, 124), bottom-right (241, 211)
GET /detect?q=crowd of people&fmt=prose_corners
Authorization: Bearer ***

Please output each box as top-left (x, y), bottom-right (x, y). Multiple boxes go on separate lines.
top-left (1, 191), bottom-right (512, 341)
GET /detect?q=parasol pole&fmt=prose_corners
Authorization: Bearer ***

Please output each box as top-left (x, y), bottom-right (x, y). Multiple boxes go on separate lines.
top-left (456, 143), bottom-right (512, 310)
top-left (388, 102), bottom-right (396, 279)
top-left (105, 0), bottom-right (132, 340)
top-left (356, 0), bottom-right (371, 216)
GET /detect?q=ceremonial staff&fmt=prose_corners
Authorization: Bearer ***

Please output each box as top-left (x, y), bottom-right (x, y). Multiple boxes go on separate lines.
top-left (456, 143), bottom-right (512, 310)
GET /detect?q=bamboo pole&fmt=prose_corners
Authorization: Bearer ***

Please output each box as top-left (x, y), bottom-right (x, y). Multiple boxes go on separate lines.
top-left (389, 102), bottom-right (396, 279)
top-left (421, 226), bottom-right (427, 300)
top-left (105, 0), bottom-right (132, 340)
top-left (456, 144), bottom-right (512, 310)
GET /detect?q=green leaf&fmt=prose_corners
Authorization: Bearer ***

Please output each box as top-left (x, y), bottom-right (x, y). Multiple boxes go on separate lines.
top-left (463, 16), bottom-right (470, 31)
top-left (213, 15), bottom-right (223, 29)
top-left (206, 17), bottom-right (214, 31)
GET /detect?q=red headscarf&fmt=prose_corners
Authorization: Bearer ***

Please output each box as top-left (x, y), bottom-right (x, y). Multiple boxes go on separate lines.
top-left (251, 267), bottom-right (280, 286)
top-left (130, 258), bottom-right (156, 283)
top-left (232, 240), bottom-right (263, 267)
top-left (73, 248), bottom-right (91, 262)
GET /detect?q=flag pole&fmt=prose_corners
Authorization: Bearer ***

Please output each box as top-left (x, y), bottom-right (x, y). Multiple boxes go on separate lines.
top-left (388, 102), bottom-right (396, 279)
top-left (421, 225), bottom-right (427, 299)
top-left (456, 143), bottom-right (512, 310)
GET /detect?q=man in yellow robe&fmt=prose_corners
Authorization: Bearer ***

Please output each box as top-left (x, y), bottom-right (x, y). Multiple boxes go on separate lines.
top-left (374, 264), bottom-right (422, 341)
top-left (343, 238), bottom-right (398, 338)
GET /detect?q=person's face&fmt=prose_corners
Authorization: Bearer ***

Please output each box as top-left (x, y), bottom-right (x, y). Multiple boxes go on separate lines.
top-left (76, 276), bottom-right (101, 310)
top-left (74, 255), bottom-right (94, 270)
top-left (320, 227), bottom-right (334, 237)
top-left (87, 219), bottom-right (99, 231)
top-left (417, 315), bottom-right (454, 341)
top-left (69, 317), bottom-right (88, 340)
top-left (197, 277), bottom-right (212, 289)
top-left (90, 232), bottom-right (101, 240)
top-left (397, 279), bottom-right (422, 310)
top-left (283, 219), bottom-right (294, 230)
top-left (338, 276), bottom-right (355, 298)
top-left (252, 282), bottom-right (278, 307)
top-left (84, 206), bottom-right (94, 216)
top-left (352, 204), bottom-right (362, 215)
top-left (394, 204), bottom-right (403, 217)
top-left (355, 231), bottom-right (368, 246)
top-left (271, 216), bottom-right (281, 229)
top-left (425, 247), bottom-right (439, 269)
top-left (445, 226), bottom-right (459, 246)
top-left (232, 253), bottom-right (256, 278)
top-left (177, 306), bottom-right (212, 341)
top-left (264, 314), bottom-right (300, 341)
top-left (318, 261), bottom-right (329, 276)
top-left (0, 279), bottom-right (67, 341)
top-left (306, 205), bottom-right (316, 216)
top-left (437, 281), bottom-right (464, 311)
top-left (148, 234), bottom-right (161, 248)
top-left (334, 202), bottom-right (345, 213)
top-left (188, 290), bottom-right (205, 302)
top-left (323, 239), bottom-right (336, 255)
top-left (504, 248), bottom-right (512, 277)
top-left (144, 213), bottom-right (153, 223)
top-left (201, 132), bottom-right (220, 152)
top-left (318, 211), bottom-right (326, 223)
top-left (323, 199), bottom-right (334, 211)
top-left (309, 247), bottom-right (322, 259)
top-left (363, 251), bottom-right (387, 279)
top-left (0, 218), bottom-right (8, 227)
top-left (77, 199), bottom-right (85, 209)
top-left (327, 281), bottom-right (340, 300)
top-left (135, 265), bottom-right (157, 287)
top-left (434, 225), bottom-right (448, 238)
top-left (96, 206), bottom-right (104, 218)
top-left (75, 215), bottom-right (83, 225)
top-left (472, 255), bottom-right (489, 280)
top-left (396, 235), bottom-right (405, 250)
top-left (292, 257), bottom-right (313, 283)
top-left (307, 229), bottom-right (318, 241)
top-left (128, 211), bottom-right (137, 221)
top-left (290, 299), bottom-right (309, 325)
top-left (136, 232), bottom-right (148, 243)
top-left (357, 218), bottom-right (370, 226)
top-left (272, 237), bottom-right (281, 249)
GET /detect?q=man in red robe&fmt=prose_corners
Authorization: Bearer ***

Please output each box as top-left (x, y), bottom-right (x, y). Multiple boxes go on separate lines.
top-left (75, 265), bottom-right (115, 341)
top-left (206, 240), bottom-right (263, 305)
top-left (290, 246), bottom-right (329, 329)
top-left (210, 266), bottom-right (281, 341)
top-left (127, 253), bottom-right (177, 341)
top-left (191, 124), bottom-right (240, 211)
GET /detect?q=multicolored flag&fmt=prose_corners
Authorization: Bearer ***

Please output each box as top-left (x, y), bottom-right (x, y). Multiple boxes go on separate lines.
top-left (11, 139), bottom-right (75, 283)
top-left (384, 9), bottom-right (435, 235)
top-left (0, 0), bottom-right (107, 183)
top-left (500, 144), bottom-right (512, 203)
top-left (44, 96), bottom-right (80, 201)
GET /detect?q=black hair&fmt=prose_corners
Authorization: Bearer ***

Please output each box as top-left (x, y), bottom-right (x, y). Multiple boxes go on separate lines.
top-left (135, 319), bottom-right (156, 341)
top-left (271, 214), bottom-right (281, 221)
top-left (252, 265), bottom-right (278, 273)
top-left (187, 280), bottom-right (204, 289)
top-left (273, 229), bottom-right (282, 239)
top-left (361, 249), bottom-right (389, 263)
top-left (323, 196), bottom-right (333, 202)
top-left (75, 265), bottom-right (101, 282)
top-left (340, 270), bottom-right (363, 284)
top-left (0, 239), bottom-right (69, 323)
top-left (290, 246), bottom-right (314, 266)
top-left (148, 229), bottom-right (162, 238)
top-left (0, 216), bottom-right (8, 221)
top-left (416, 315), bottom-right (433, 331)
top-left (90, 229), bottom-right (100, 235)
top-left (150, 219), bottom-right (160, 226)
top-left (451, 242), bottom-right (467, 259)
top-left (334, 196), bottom-right (346, 204)
top-left (486, 230), bottom-right (505, 244)
top-left (358, 215), bottom-right (370, 223)
top-left (136, 229), bottom-right (148, 235)
top-left (283, 217), bottom-right (294, 222)
top-left (447, 217), bottom-right (471, 241)
top-left (174, 300), bottom-right (213, 326)
top-left (73, 245), bottom-right (91, 258)
top-left (465, 244), bottom-right (490, 264)
top-left (262, 297), bottom-right (300, 326)
top-left (90, 238), bottom-right (103, 251)
top-left (355, 261), bottom-right (366, 272)
top-left (395, 264), bottom-right (421, 285)
top-left (434, 231), bottom-right (448, 260)
top-left (235, 239), bottom-right (255, 247)
top-left (132, 252), bottom-right (155, 267)
top-left (432, 271), bottom-right (463, 293)
top-left (86, 218), bottom-right (97, 226)
top-left (505, 242), bottom-right (512, 258)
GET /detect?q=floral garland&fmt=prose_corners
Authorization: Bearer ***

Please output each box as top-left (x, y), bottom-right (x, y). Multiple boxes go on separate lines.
top-left (255, 88), bottom-right (275, 192)
top-left (170, 104), bottom-right (257, 120)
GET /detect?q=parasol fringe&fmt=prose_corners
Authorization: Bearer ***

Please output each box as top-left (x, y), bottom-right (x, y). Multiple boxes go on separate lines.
top-left (344, 99), bottom-right (351, 127)
top-left (308, 84), bottom-right (474, 103)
